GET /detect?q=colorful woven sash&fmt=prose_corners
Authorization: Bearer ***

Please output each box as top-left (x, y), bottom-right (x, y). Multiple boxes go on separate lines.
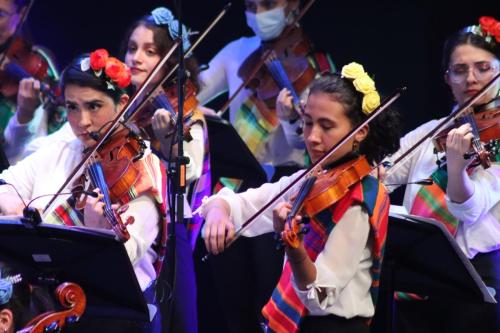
top-left (233, 52), bottom-right (335, 160)
top-left (45, 153), bottom-right (168, 275)
top-left (262, 175), bottom-right (389, 333)
top-left (410, 167), bottom-right (459, 236)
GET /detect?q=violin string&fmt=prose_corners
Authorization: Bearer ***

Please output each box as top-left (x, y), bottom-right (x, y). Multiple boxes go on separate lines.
top-left (87, 156), bottom-right (115, 226)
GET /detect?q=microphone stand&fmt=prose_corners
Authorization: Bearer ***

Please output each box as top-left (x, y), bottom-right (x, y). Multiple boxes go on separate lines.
top-left (165, 1), bottom-right (189, 331)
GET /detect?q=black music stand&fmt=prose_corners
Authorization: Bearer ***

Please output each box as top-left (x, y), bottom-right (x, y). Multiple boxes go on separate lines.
top-left (205, 114), bottom-right (267, 191)
top-left (371, 212), bottom-right (496, 333)
top-left (0, 218), bottom-right (149, 324)
top-left (0, 144), bottom-right (8, 172)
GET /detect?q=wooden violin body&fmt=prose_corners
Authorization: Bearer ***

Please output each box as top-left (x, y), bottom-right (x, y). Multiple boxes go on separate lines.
top-left (433, 101), bottom-right (499, 168)
top-left (127, 79), bottom-right (199, 153)
top-left (238, 27), bottom-right (316, 110)
top-left (0, 37), bottom-right (52, 98)
top-left (280, 155), bottom-right (372, 248)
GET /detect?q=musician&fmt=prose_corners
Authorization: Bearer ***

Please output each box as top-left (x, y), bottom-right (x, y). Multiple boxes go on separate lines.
top-left (383, 16), bottom-right (500, 333)
top-left (198, 0), bottom-right (335, 178)
top-left (122, 7), bottom-right (212, 333)
top-left (200, 68), bottom-right (401, 332)
top-left (0, 51), bottom-right (166, 332)
top-left (196, 2), bottom-right (336, 330)
top-left (0, 0), bottom-right (64, 164)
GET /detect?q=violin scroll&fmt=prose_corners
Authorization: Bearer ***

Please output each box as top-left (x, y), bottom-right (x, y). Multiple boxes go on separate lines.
top-left (18, 282), bottom-right (86, 333)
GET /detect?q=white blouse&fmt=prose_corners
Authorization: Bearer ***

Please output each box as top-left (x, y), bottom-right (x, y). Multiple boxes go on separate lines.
top-left (0, 135), bottom-right (161, 291)
top-left (201, 170), bottom-right (376, 318)
top-left (384, 118), bottom-right (500, 258)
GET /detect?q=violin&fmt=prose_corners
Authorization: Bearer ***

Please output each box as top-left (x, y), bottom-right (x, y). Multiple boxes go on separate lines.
top-left (432, 98), bottom-right (499, 168)
top-left (200, 88), bottom-right (403, 259)
top-left (74, 128), bottom-right (145, 242)
top-left (238, 27), bottom-right (316, 113)
top-left (279, 155), bottom-right (372, 248)
top-left (0, 37), bottom-right (49, 98)
top-left (18, 282), bottom-right (86, 333)
top-left (126, 79), bottom-right (200, 154)
top-left (217, 0), bottom-right (318, 117)
top-left (42, 4), bottom-right (231, 216)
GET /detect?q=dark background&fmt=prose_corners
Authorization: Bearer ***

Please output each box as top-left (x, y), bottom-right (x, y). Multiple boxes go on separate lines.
top-left (23, 2), bottom-right (499, 330)
top-left (27, 0), bottom-right (498, 133)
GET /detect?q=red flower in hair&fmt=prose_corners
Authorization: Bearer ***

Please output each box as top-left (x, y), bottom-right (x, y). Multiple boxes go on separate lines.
top-left (84, 49), bottom-right (131, 89)
top-left (491, 22), bottom-right (500, 42)
top-left (116, 66), bottom-right (132, 89)
top-left (105, 57), bottom-right (124, 82)
top-left (89, 49), bottom-right (109, 71)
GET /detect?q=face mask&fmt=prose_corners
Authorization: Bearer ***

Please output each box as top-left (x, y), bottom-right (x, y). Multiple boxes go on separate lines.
top-left (245, 6), bottom-right (287, 41)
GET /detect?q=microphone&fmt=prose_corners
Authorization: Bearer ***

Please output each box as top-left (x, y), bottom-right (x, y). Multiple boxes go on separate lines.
top-left (384, 178), bottom-right (434, 187)
top-left (89, 131), bottom-right (100, 141)
top-left (0, 178), bottom-right (39, 226)
top-left (87, 120), bottom-right (116, 141)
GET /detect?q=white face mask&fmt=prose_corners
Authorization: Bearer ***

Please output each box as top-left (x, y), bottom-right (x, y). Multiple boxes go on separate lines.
top-left (245, 6), bottom-right (288, 41)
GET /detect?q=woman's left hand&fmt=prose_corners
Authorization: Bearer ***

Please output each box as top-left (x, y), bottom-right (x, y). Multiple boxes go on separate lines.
top-left (446, 123), bottom-right (474, 172)
top-left (152, 108), bottom-right (176, 158)
top-left (83, 188), bottom-right (116, 229)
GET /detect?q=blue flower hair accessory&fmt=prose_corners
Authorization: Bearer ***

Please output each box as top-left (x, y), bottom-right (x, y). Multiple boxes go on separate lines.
top-left (0, 272), bottom-right (22, 306)
top-left (150, 7), bottom-right (192, 53)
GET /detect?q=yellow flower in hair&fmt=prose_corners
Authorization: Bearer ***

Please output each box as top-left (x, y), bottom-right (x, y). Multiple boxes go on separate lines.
top-left (362, 91), bottom-right (381, 115)
top-left (353, 74), bottom-right (376, 94)
top-left (341, 62), bottom-right (365, 79)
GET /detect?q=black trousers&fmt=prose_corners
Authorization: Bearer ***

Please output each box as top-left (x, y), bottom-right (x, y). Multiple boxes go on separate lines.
top-left (299, 315), bottom-right (369, 333)
top-left (395, 249), bottom-right (500, 333)
top-left (195, 234), bottom-right (284, 333)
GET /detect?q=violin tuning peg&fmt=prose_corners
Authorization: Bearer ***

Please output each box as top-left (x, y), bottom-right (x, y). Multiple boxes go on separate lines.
top-left (124, 216), bottom-right (135, 226)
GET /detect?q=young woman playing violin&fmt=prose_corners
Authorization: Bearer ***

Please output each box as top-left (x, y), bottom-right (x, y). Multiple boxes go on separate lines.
top-left (201, 66), bottom-right (401, 333)
top-left (123, 7), bottom-right (211, 245)
top-left (196, 2), bottom-right (336, 330)
top-left (0, 0), bottom-right (64, 164)
top-left (384, 16), bottom-right (500, 333)
top-left (0, 51), bottom-right (166, 333)
top-left (198, 0), bottom-right (335, 177)
top-left (122, 7), bottom-right (213, 333)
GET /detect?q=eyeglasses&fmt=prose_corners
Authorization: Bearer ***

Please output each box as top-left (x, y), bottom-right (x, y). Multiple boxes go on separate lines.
top-left (447, 60), bottom-right (499, 84)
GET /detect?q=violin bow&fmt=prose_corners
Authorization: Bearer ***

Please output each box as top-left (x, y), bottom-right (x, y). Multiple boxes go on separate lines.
top-left (0, 0), bottom-right (35, 69)
top-left (216, 0), bottom-right (317, 118)
top-left (42, 4), bottom-right (232, 216)
top-left (203, 86), bottom-right (405, 259)
top-left (383, 72), bottom-right (500, 180)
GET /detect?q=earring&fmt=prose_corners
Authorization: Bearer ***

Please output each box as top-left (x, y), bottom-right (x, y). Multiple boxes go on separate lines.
top-left (352, 141), bottom-right (359, 152)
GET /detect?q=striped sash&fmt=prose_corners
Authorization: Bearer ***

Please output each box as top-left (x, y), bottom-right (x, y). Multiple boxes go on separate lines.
top-left (410, 167), bottom-right (459, 236)
top-left (233, 52), bottom-right (335, 160)
top-left (262, 175), bottom-right (389, 333)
